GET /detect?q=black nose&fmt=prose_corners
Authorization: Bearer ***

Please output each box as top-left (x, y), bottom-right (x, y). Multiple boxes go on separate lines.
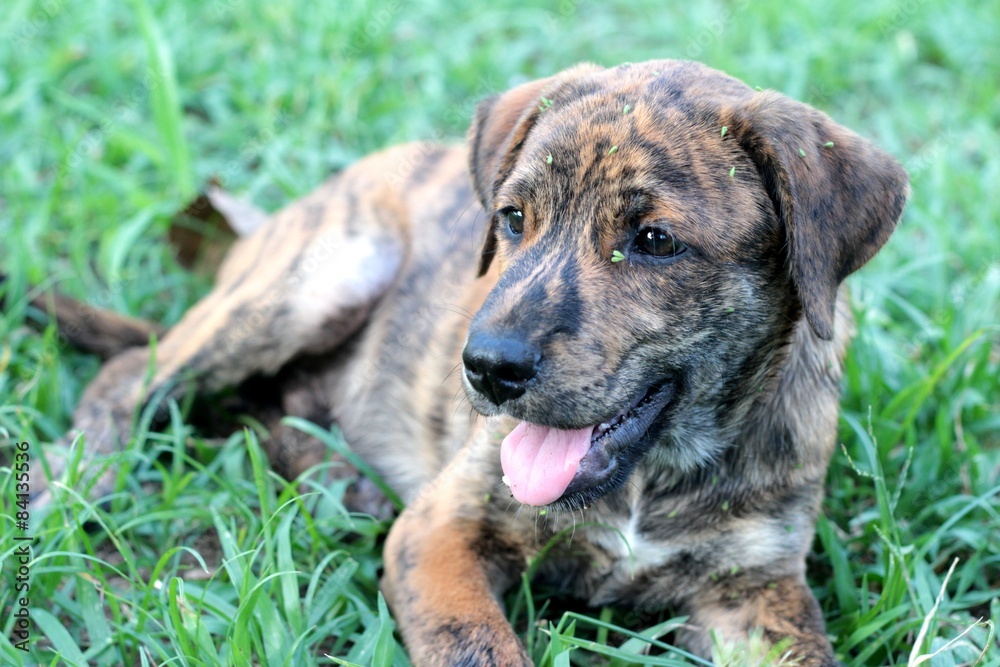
top-left (463, 332), bottom-right (541, 406)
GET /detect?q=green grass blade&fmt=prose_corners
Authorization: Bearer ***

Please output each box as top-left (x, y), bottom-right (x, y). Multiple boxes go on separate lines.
top-left (372, 592), bottom-right (397, 667)
top-left (283, 417), bottom-right (404, 511)
top-left (127, 0), bottom-right (194, 198)
top-left (32, 608), bottom-right (87, 666)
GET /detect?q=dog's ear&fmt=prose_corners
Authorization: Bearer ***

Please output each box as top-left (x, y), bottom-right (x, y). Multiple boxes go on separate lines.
top-left (727, 91), bottom-right (909, 340)
top-left (468, 65), bottom-right (601, 276)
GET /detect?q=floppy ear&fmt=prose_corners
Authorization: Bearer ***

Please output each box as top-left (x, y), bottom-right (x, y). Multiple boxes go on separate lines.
top-left (468, 64), bottom-right (601, 276)
top-left (726, 91), bottom-right (909, 340)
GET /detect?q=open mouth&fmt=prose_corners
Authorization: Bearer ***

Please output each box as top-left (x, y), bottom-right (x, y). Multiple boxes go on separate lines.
top-left (499, 381), bottom-right (676, 507)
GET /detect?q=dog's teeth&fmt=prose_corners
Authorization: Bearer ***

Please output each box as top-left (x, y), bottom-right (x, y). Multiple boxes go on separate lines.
top-left (501, 475), bottom-right (511, 488)
top-left (592, 423), bottom-right (610, 441)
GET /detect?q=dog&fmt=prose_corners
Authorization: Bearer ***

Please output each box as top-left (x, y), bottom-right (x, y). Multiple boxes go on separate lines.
top-left (52, 60), bottom-right (908, 665)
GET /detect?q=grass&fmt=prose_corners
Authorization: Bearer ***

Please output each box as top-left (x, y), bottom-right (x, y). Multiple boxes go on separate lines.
top-left (1, 0), bottom-right (998, 664)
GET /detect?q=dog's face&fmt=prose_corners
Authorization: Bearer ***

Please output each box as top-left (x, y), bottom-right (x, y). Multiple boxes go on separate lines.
top-left (461, 60), bottom-right (908, 509)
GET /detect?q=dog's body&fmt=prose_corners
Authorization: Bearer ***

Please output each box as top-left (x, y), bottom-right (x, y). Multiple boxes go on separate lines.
top-left (58, 60), bottom-right (908, 666)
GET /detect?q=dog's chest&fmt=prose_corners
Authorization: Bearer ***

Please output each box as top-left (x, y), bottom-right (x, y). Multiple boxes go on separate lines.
top-left (536, 480), bottom-right (808, 609)
top-left (569, 505), bottom-right (694, 608)
top-left (541, 484), bottom-right (689, 602)
top-left (589, 506), bottom-right (675, 572)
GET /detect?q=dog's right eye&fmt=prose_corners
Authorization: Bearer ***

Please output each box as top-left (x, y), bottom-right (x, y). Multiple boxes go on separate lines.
top-left (634, 226), bottom-right (688, 258)
top-left (501, 208), bottom-right (525, 235)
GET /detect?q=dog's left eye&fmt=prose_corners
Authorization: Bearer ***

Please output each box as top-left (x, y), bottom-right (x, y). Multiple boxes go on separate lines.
top-left (501, 208), bottom-right (525, 235)
top-left (634, 227), bottom-right (688, 258)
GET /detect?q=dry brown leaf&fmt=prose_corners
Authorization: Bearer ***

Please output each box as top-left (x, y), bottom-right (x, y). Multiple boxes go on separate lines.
top-left (168, 180), bottom-right (267, 273)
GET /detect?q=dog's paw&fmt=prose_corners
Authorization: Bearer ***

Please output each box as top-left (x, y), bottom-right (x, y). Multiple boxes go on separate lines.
top-left (342, 475), bottom-right (395, 521)
top-left (71, 346), bottom-right (151, 447)
top-left (33, 346), bottom-right (151, 508)
top-left (406, 622), bottom-right (532, 667)
top-left (29, 435), bottom-right (121, 510)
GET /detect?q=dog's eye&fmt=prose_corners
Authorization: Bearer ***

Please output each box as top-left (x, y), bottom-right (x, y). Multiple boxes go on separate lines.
top-left (634, 227), bottom-right (687, 258)
top-left (501, 208), bottom-right (525, 235)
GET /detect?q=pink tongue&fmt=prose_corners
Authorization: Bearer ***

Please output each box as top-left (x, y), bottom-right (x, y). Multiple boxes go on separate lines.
top-left (500, 422), bottom-right (592, 506)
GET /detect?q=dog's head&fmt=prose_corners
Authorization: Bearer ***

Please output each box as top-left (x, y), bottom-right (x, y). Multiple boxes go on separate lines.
top-left (461, 60), bottom-right (908, 508)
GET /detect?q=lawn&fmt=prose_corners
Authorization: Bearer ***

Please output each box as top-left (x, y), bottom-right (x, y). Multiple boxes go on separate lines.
top-left (1, 0), bottom-right (998, 665)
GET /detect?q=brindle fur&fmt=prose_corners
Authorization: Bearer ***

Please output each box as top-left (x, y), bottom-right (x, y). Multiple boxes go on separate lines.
top-left (49, 60), bottom-right (908, 666)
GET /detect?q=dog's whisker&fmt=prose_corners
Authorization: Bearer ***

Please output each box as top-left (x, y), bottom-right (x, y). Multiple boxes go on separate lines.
top-left (448, 386), bottom-right (474, 417)
top-left (441, 362), bottom-right (465, 389)
top-left (433, 304), bottom-right (474, 320)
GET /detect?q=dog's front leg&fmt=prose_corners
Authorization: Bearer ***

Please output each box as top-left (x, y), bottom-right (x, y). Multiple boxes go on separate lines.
top-left (685, 574), bottom-right (838, 666)
top-left (383, 450), bottom-right (531, 667)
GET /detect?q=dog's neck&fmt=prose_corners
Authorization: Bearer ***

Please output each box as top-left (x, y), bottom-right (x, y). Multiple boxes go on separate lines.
top-left (639, 294), bottom-right (851, 497)
top-left (740, 296), bottom-right (853, 485)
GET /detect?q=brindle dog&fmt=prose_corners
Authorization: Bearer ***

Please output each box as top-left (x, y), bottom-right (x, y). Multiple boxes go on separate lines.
top-left (53, 60), bottom-right (908, 665)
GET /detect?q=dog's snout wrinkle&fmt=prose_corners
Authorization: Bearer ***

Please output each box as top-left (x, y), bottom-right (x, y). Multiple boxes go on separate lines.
top-left (463, 332), bottom-right (541, 406)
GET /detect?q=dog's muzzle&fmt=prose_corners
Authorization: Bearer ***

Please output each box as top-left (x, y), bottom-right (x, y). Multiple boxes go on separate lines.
top-left (463, 330), bottom-right (680, 507)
